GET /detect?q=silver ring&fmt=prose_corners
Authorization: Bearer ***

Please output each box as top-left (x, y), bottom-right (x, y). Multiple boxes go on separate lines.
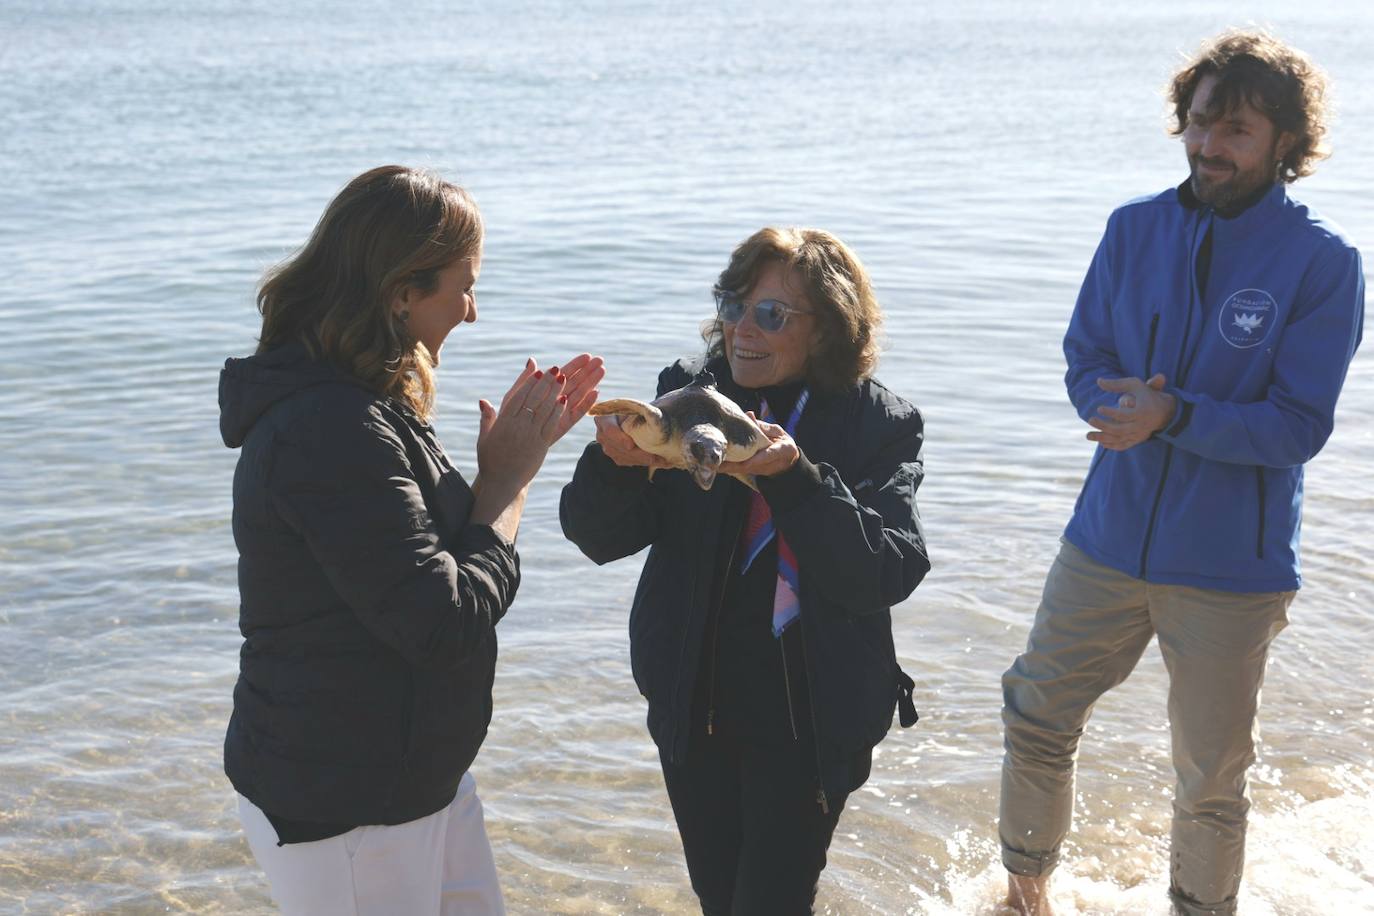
top-left (522, 407), bottom-right (536, 414)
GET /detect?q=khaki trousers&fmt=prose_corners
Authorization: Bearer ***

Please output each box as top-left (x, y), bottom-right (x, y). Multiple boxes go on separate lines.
top-left (999, 540), bottom-right (1293, 916)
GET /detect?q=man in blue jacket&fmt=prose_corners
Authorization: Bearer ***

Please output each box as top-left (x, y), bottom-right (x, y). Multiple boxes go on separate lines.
top-left (999, 30), bottom-right (1364, 916)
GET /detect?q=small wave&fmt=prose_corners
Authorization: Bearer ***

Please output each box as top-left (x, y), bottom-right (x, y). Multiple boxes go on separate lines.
top-left (916, 767), bottom-right (1374, 916)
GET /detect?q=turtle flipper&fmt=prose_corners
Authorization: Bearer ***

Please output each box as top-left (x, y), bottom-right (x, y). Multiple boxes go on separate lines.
top-left (587, 398), bottom-right (670, 451)
top-left (588, 398), bottom-right (663, 425)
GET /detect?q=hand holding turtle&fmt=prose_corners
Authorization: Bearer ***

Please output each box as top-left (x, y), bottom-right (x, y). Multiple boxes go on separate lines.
top-left (595, 414), bottom-right (672, 470)
top-left (587, 372), bottom-right (770, 488)
top-left (718, 412), bottom-right (800, 478)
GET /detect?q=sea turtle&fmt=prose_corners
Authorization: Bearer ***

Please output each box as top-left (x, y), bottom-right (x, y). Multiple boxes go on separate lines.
top-left (587, 371), bottom-right (768, 490)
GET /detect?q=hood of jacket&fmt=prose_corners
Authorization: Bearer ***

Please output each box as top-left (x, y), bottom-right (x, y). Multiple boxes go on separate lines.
top-left (219, 341), bottom-right (363, 449)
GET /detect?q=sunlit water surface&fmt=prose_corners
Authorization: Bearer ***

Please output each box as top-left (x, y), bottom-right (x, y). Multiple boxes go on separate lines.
top-left (1, 1), bottom-right (1371, 913)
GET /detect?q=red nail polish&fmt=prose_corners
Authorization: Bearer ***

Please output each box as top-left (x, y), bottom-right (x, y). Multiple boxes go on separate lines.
top-left (549, 366), bottom-right (559, 375)
top-left (558, 394), bottom-right (568, 404)
top-left (556, 372), bottom-right (565, 383)
top-left (534, 371), bottom-right (543, 379)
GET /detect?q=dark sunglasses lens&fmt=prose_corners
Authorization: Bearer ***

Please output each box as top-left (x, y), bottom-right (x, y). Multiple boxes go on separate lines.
top-left (718, 297), bottom-right (746, 322)
top-left (756, 300), bottom-right (787, 332)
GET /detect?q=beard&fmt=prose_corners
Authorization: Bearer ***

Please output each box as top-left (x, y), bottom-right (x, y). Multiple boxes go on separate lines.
top-left (1188, 143), bottom-right (1280, 213)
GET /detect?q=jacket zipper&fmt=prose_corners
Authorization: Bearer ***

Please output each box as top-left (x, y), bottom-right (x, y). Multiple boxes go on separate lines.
top-left (1255, 467), bottom-right (1266, 559)
top-left (796, 617), bottom-right (830, 815)
top-left (706, 519), bottom-right (743, 736)
top-left (707, 389), bottom-right (758, 736)
top-left (717, 385), bottom-right (823, 807)
top-left (1176, 220), bottom-right (1218, 389)
top-left (1137, 448), bottom-right (1174, 578)
top-left (1139, 219), bottom-right (1206, 577)
top-left (779, 635), bottom-right (799, 742)
top-left (672, 554), bottom-right (701, 761)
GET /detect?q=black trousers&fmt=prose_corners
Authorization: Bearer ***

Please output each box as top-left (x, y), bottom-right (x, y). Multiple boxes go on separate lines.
top-left (660, 734), bottom-right (848, 916)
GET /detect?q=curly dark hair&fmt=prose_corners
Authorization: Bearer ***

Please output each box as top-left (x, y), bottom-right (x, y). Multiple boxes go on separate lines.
top-left (703, 227), bottom-right (882, 392)
top-left (1168, 29), bottom-right (1331, 183)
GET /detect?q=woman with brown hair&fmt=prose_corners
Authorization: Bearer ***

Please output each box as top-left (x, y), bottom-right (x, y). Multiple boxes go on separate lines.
top-left (219, 165), bottom-right (603, 914)
top-left (560, 227), bottom-right (929, 914)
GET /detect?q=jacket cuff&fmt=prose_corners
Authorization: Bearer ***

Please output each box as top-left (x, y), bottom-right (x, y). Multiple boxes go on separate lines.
top-left (459, 521), bottom-right (516, 557)
top-left (457, 523), bottom-right (520, 584)
top-left (586, 442), bottom-right (654, 488)
top-left (455, 522), bottom-right (521, 623)
top-left (1158, 390), bottom-right (1194, 439)
top-left (757, 453), bottom-right (824, 514)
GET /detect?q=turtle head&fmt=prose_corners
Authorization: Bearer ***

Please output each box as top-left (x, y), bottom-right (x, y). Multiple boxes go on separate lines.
top-left (682, 423), bottom-right (728, 490)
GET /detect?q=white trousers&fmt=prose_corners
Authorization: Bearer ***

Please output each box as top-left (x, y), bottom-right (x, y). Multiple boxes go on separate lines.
top-left (238, 771), bottom-right (506, 916)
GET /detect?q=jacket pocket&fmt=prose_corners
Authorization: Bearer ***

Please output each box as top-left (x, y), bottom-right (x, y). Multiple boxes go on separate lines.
top-left (1145, 311), bottom-right (1160, 375)
top-left (833, 613), bottom-right (903, 746)
top-left (628, 555), bottom-right (671, 700)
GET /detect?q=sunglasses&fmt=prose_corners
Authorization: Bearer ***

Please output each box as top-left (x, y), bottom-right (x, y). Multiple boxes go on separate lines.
top-left (713, 291), bottom-right (812, 333)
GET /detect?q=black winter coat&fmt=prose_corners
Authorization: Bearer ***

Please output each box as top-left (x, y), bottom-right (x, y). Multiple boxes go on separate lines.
top-left (560, 358), bottom-right (928, 803)
top-left (219, 342), bottom-right (519, 827)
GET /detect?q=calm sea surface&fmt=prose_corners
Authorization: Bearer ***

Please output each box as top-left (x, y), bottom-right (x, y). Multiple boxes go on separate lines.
top-left (1, 1), bottom-right (1370, 913)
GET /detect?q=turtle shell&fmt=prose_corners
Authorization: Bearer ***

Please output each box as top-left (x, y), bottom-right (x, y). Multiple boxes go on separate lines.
top-left (587, 372), bottom-right (767, 489)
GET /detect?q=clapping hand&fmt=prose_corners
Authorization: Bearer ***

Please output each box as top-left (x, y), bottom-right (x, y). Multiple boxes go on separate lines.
top-left (477, 354), bottom-right (605, 495)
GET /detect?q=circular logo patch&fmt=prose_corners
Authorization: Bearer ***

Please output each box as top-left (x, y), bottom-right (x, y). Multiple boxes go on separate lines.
top-left (1218, 288), bottom-right (1278, 349)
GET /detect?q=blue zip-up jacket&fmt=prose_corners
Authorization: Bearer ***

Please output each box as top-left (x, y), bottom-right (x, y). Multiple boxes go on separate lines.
top-left (1063, 180), bottom-right (1364, 592)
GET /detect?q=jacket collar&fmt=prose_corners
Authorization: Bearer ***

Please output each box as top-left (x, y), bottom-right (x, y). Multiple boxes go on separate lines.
top-left (702, 355), bottom-right (846, 418)
top-left (1175, 176), bottom-right (1287, 244)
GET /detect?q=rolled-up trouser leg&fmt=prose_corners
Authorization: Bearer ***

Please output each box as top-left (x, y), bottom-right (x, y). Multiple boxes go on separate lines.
top-left (1151, 584), bottom-right (1293, 916)
top-left (999, 540), bottom-right (1156, 877)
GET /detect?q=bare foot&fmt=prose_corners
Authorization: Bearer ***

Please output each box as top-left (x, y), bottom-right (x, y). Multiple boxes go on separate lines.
top-left (1005, 873), bottom-right (1055, 916)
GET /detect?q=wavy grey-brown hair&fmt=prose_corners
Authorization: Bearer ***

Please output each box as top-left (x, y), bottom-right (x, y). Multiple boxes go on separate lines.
top-left (256, 165), bottom-right (484, 419)
top-left (704, 227), bottom-right (882, 392)
top-left (1168, 29), bottom-right (1331, 183)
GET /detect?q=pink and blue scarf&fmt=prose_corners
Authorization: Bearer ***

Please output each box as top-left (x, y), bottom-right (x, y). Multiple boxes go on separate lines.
top-left (738, 388), bottom-right (810, 637)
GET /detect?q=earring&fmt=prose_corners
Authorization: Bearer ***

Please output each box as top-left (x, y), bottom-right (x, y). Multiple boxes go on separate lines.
top-left (396, 309), bottom-right (410, 322)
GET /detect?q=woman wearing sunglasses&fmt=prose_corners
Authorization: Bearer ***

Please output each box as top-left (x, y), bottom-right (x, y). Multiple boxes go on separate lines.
top-left (561, 227), bottom-right (929, 914)
top-left (220, 165), bottom-right (603, 914)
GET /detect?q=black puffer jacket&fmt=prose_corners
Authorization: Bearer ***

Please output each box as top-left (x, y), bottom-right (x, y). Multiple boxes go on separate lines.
top-left (219, 342), bottom-right (519, 826)
top-left (560, 357), bottom-right (928, 803)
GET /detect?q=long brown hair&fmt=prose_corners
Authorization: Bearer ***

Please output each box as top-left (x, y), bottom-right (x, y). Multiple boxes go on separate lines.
top-left (704, 227), bottom-right (883, 392)
top-left (256, 165), bottom-right (484, 419)
top-left (1168, 29), bottom-right (1331, 183)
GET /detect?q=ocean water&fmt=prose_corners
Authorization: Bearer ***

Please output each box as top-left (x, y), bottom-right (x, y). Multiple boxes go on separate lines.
top-left (1, 1), bottom-right (1371, 913)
